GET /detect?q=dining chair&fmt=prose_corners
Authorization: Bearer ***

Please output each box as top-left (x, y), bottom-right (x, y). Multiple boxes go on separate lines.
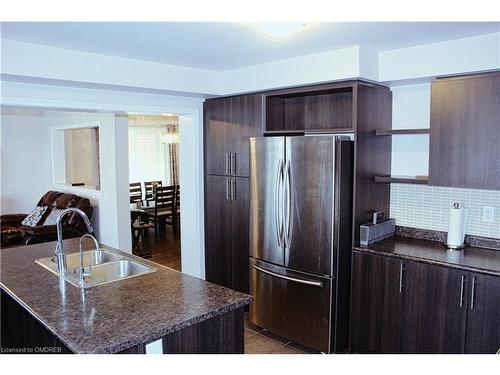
top-left (144, 185), bottom-right (175, 236)
top-left (129, 182), bottom-right (143, 205)
top-left (144, 180), bottom-right (162, 207)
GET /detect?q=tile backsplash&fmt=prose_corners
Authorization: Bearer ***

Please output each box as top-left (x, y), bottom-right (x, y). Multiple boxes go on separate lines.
top-left (390, 184), bottom-right (500, 239)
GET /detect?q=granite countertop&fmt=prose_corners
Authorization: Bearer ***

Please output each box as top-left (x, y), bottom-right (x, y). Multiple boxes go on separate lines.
top-left (0, 239), bottom-right (252, 353)
top-left (354, 236), bottom-right (500, 277)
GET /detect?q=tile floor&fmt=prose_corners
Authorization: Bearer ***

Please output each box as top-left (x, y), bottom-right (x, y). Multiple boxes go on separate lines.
top-left (244, 318), bottom-right (317, 354)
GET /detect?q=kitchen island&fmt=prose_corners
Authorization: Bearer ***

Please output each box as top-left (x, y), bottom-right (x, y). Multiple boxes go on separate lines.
top-left (0, 239), bottom-right (252, 354)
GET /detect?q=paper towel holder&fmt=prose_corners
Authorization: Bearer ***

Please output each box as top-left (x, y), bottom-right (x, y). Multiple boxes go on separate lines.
top-left (445, 202), bottom-right (468, 250)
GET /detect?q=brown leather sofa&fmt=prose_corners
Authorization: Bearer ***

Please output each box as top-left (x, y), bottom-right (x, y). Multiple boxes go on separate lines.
top-left (0, 191), bottom-right (93, 248)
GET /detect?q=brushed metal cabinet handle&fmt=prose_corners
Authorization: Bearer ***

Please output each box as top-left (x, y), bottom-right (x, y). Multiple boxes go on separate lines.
top-left (470, 277), bottom-right (477, 310)
top-left (459, 275), bottom-right (466, 307)
top-left (399, 263), bottom-right (405, 294)
top-left (224, 153), bottom-right (229, 174)
top-left (225, 178), bottom-right (230, 200)
top-left (231, 153), bottom-right (237, 175)
top-left (253, 264), bottom-right (323, 287)
top-left (231, 178), bottom-right (236, 200)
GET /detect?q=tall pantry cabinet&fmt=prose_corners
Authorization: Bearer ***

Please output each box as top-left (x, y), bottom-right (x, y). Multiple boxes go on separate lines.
top-left (203, 94), bottom-right (263, 293)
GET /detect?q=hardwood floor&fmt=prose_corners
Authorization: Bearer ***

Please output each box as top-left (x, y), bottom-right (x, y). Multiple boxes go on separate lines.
top-left (140, 226), bottom-right (181, 271)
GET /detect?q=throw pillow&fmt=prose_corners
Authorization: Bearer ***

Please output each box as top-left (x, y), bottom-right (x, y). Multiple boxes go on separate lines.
top-left (42, 207), bottom-right (64, 226)
top-left (21, 206), bottom-right (48, 227)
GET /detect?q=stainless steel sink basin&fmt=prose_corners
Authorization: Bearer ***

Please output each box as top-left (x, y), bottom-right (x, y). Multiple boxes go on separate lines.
top-left (72, 259), bottom-right (156, 288)
top-left (53, 250), bottom-right (121, 269)
top-left (35, 249), bottom-right (156, 288)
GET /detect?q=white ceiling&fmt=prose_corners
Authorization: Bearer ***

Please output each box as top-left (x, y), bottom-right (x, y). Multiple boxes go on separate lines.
top-left (1, 22), bottom-right (499, 71)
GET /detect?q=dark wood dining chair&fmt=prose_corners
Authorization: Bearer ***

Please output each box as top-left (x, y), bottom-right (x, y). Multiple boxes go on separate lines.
top-left (129, 182), bottom-right (143, 205)
top-left (144, 180), bottom-right (162, 207)
top-left (144, 185), bottom-right (175, 236)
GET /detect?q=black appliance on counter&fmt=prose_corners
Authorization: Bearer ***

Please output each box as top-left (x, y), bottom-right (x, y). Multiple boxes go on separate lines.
top-left (248, 135), bottom-right (354, 353)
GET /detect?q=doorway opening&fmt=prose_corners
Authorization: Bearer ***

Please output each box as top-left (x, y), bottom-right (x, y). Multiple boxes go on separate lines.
top-left (127, 114), bottom-right (181, 271)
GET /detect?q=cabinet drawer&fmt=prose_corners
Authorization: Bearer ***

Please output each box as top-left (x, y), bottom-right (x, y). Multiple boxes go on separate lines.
top-left (248, 258), bottom-right (333, 353)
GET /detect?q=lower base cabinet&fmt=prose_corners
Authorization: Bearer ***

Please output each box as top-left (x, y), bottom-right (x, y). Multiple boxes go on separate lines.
top-left (350, 251), bottom-right (500, 354)
top-left (465, 272), bottom-right (500, 353)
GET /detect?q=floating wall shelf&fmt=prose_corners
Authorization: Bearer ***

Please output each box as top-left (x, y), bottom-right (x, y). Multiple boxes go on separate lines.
top-left (375, 128), bottom-right (430, 136)
top-left (374, 175), bottom-right (429, 185)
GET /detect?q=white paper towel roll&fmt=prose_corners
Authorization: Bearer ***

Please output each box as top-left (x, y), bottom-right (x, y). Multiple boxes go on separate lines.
top-left (446, 203), bottom-right (469, 249)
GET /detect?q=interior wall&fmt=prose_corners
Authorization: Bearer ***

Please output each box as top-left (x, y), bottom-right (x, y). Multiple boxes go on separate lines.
top-left (44, 110), bottom-right (131, 251)
top-left (0, 107), bottom-right (52, 214)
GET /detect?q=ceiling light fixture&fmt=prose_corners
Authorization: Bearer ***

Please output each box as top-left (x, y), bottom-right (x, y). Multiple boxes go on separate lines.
top-left (252, 22), bottom-right (306, 40)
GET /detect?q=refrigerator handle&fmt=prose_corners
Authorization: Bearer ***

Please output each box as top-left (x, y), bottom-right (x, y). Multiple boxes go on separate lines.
top-left (253, 264), bottom-right (323, 288)
top-left (284, 159), bottom-right (292, 249)
top-left (275, 159), bottom-right (284, 247)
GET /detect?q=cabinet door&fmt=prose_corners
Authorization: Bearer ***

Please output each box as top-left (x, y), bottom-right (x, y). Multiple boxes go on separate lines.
top-left (350, 252), bottom-right (404, 353)
top-left (429, 73), bottom-right (500, 189)
top-left (204, 98), bottom-right (231, 176)
top-left (204, 175), bottom-right (233, 288)
top-left (402, 263), bottom-right (468, 353)
top-left (230, 177), bottom-right (250, 293)
top-left (465, 272), bottom-right (500, 353)
top-left (228, 94), bottom-right (263, 177)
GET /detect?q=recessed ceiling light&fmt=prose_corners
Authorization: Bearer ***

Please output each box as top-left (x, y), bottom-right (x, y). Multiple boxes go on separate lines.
top-left (252, 23), bottom-right (306, 40)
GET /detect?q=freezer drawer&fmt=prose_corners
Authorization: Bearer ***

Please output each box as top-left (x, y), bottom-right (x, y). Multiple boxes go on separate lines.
top-left (248, 258), bottom-right (333, 353)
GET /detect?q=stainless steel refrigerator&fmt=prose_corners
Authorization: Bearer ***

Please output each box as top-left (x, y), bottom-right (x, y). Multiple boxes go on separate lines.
top-left (248, 135), bottom-right (354, 353)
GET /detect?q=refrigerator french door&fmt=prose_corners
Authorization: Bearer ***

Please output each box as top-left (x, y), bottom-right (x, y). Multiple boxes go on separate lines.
top-left (248, 135), bottom-right (353, 353)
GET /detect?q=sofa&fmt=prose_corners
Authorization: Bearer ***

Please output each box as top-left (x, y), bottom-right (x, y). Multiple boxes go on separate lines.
top-left (0, 191), bottom-right (93, 248)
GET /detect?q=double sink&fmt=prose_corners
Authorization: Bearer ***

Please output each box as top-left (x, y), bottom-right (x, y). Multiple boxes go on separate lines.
top-left (35, 248), bottom-right (156, 288)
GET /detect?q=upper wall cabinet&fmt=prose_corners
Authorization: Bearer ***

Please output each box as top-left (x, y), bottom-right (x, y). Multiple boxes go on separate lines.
top-left (429, 72), bottom-right (500, 190)
top-left (264, 83), bottom-right (355, 133)
top-left (204, 94), bottom-right (262, 177)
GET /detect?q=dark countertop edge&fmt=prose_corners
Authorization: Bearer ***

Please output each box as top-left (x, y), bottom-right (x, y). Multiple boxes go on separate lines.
top-left (97, 297), bottom-right (253, 354)
top-left (0, 282), bottom-right (77, 350)
top-left (353, 245), bottom-right (500, 278)
top-left (1, 281), bottom-right (252, 354)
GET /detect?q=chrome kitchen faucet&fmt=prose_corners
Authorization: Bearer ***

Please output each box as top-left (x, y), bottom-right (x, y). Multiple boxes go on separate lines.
top-left (55, 208), bottom-right (94, 275)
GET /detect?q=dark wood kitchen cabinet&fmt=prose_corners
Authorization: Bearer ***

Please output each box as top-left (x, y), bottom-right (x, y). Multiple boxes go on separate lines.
top-left (204, 175), bottom-right (233, 289)
top-left (265, 83), bottom-right (354, 132)
top-left (204, 93), bottom-right (261, 293)
top-left (350, 250), bottom-right (500, 353)
top-left (204, 97), bottom-right (231, 177)
top-left (204, 174), bottom-right (250, 293)
top-left (403, 263), bottom-right (468, 353)
top-left (350, 252), bottom-right (405, 353)
top-left (465, 272), bottom-right (500, 353)
top-left (429, 72), bottom-right (500, 190)
top-left (204, 94), bottom-right (262, 177)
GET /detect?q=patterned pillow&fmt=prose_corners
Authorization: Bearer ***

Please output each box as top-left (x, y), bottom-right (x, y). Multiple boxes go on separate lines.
top-left (42, 207), bottom-right (64, 225)
top-left (21, 206), bottom-right (48, 227)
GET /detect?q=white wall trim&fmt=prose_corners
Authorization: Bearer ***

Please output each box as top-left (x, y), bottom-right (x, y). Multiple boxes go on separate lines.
top-left (1, 39), bottom-right (222, 96)
top-left (3, 32), bottom-right (499, 97)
